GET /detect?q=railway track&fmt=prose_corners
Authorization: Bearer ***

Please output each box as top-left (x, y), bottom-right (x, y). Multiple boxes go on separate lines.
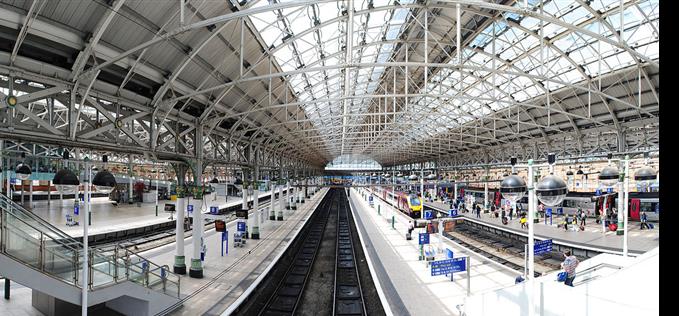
top-left (257, 190), bottom-right (334, 315)
top-left (333, 191), bottom-right (367, 315)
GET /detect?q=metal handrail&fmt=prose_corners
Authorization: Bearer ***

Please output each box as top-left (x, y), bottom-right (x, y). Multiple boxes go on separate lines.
top-left (0, 193), bottom-right (181, 298)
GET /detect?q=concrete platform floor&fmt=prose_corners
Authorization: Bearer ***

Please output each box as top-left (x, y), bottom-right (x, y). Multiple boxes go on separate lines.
top-left (350, 188), bottom-right (517, 316)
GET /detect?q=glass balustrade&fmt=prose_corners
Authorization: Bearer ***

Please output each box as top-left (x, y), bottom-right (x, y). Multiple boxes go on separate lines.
top-left (0, 193), bottom-right (180, 298)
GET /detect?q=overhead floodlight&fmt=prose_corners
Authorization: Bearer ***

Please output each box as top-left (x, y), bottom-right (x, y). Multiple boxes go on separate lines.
top-left (92, 170), bottom-right (116, 194)
top-left (634, 166), bottom-right (657, 188)
top-left (500, 175), bottom-right (527, 203)
top-left (535, 175), bottom-right (568, 206)
top-left (598, 165), bottom-right (620, 188)
top-left (53, 169), bottom-right (80, 194)
top-left (15, 163), bottom-right (31, 180)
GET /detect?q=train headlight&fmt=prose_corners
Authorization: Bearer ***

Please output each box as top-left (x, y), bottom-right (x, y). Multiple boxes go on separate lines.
top-left (598, 166), bottom-right (620, 188)
top-left (536, 175), bottom-right (568, 206)
top-left (500, 175), bottom-right (526, 203)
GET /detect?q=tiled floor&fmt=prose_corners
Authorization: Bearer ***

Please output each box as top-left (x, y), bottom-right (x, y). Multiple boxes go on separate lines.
top-left (350, 189), bottom-right (517, 316)
top-left (0, 284), bottom-right (43, 316)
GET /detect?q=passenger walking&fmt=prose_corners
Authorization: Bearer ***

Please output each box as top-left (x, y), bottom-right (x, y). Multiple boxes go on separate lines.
top-left (560, 250), bottom-right (579, 287)
top-left (509, 206), bottom-right (513, 221)
top-left (520, 214), bottom-right (527, 229)
top-left (640, 211), bottom-right (649, 229)
top-left (476, 206), bottom-right (481, 218)
top-left (579, 208), bottom-right (586, 226)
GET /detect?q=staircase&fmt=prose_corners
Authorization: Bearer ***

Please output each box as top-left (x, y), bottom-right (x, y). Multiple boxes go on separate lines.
top-left (0, 193), bottom-right (181, 316)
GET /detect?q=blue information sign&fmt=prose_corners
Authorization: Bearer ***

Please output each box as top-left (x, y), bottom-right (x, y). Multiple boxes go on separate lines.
top-left (424, 210), bottom-right (433, 219)
top-left (431, 257), bottom-right (467, 276)
top-left (237, 221), bottom-right (246, 232)
top-left (557, 207), bottom-right (563, 215)
top-left (546, 208), bottom-right (552, 216)
top-left (534, 239), bottom-right (553, 255)
top-left (210, 206), bottom-right (218, 214)
top-left (446, 248), bottom-right (454, 259)
top-left (419, 233), bottom-right (430, 245)
top-left (74, 204), bottom-right (79, 215)
top-left (187, 205), bottom-right (193, 214)
top-left (595, 189), bottom-right (601, 196)
top-left (449, 209), bottom-right (458, 217)
top-left (607, 187), bottom-right (614, 193)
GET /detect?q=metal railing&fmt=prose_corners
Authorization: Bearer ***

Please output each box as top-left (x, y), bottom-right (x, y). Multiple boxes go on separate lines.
top-left (572, 262), bottom-right (622, 286)
top-left (0, 193), bottom-right (180, 298)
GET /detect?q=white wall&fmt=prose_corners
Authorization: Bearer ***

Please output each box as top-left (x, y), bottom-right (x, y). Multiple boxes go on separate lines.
top-left (464, 247), bottom-right (659, 316)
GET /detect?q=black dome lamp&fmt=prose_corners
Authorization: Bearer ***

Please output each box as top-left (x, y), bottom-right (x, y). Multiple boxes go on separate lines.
top-left (15, 152), bottom-right (31, 180)
top-left (598, 153), bottom-right (620, 188)
top-left (500, 157), bottom-right (527, 203)
top-left (92, 155), bottom-right (116, 194)
top-left (535, 153), bottom-right (568, 206)
top-left (53, 149), bottom-right (79, 195)
top-left (635, 153), bottom-right (657, 188)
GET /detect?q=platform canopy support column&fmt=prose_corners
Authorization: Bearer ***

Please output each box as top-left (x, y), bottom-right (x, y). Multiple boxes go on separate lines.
top-left (190, 121), bottom-right (204, 279)
top-left (173, 164), bottom-right (187, 274)
top-left (252, 163), bottom-right (260, 239)
top-left (128, 154), bottom-right (133, 204)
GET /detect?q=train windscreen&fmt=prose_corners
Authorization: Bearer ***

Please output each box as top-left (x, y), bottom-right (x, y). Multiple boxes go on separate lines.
top-left (409, 195), bottom-right (421, 206)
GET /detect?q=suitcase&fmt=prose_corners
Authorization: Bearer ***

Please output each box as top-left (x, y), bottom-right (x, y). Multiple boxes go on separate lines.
top-left (406, 232), bottom-right (412, 240)
top-left (648, 223), bottom-right (654, 229)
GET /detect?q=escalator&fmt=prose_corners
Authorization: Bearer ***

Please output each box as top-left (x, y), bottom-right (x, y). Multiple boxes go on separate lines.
top-left (0, 193), bottom-right (181, 316)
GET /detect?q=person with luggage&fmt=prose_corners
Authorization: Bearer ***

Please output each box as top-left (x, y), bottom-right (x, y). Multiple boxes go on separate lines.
top-left (560, 250), bottom-right (579, 287)
top-left (407, 221), bottom-right (414, 239)
top-left (640, 211), bottom-right (649, 229)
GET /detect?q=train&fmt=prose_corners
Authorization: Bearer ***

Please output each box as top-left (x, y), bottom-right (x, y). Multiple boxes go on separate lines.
top-left (446, 186), bottom-right (659, 222)
top-left (379, 188), bottom-right (423, 218)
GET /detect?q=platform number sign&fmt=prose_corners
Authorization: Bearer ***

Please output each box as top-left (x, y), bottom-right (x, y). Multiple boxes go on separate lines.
top-left (430, 257), bottom-right (466, 276)
top-left (424, 210), bottom-right (433, 220)
top-left (449, 209), bottom-right (458, 217)
top-left (369, 195), bottom-right (374, 206)
top-left (74, 203), bottom-right (79, 215)
top-left (237, 221), bottom-right (246, 232)
top-left (187, 204), bottom-right (193, 214)
top-left (546, 208), bottom-right (552, 217)
top-left (419, 233), bottom-right (430, 245)
top-left (210, 206), bottom-right (219, 214)
top-left (534, 239), bottom-right (553, 255)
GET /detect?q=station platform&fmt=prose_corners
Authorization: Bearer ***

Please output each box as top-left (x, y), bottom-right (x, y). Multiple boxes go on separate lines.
top-left (348, 188), bottom-right (517, 316)
top-left (138, 188), bottom-right (327, 315)
top-left (21, 189), bottom-right (288, 238)
top-left (423, 200), bottom-right (659, 255)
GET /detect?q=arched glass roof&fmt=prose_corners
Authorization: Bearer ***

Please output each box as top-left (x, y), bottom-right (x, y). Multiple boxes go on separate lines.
top-left (325, 154), bottom-right (382, 171)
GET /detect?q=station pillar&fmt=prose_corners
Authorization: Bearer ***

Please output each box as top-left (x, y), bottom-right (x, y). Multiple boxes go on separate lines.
top-left (277, 183), bottom-right (284, 220)
top-left (189, 159), bottom-right (205, 278)
top-left (173, 187), bottom-right (186, 274)
top-left (251, 167), bottom-right (260, 239)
